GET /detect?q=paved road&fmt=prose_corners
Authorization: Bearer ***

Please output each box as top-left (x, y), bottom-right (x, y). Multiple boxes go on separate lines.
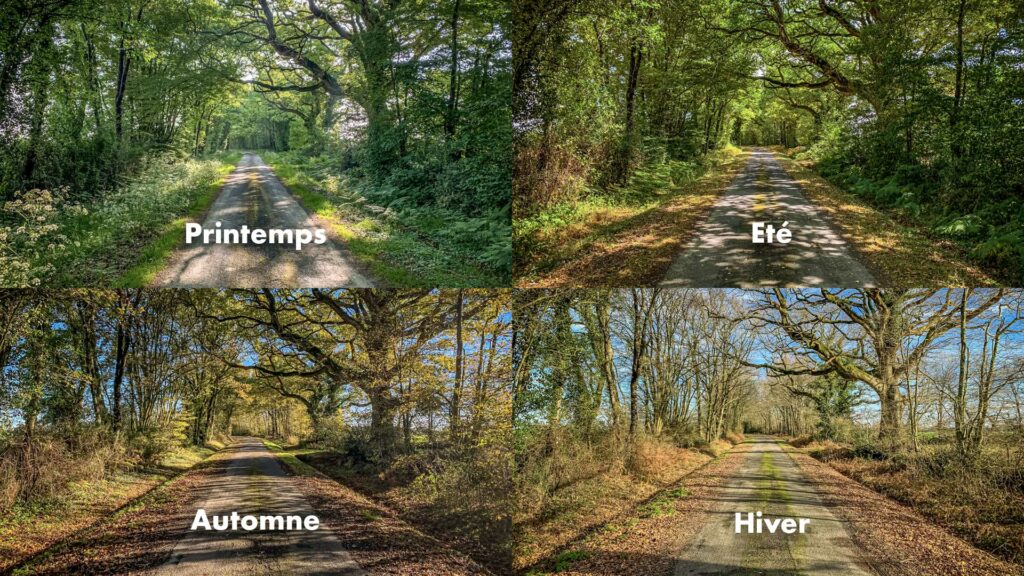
top-left (151, 437), bottom-right (365, 576)
top-left (155, 153), bottom-right (372, 287)
top-left (661, 150), bottom-right (876, 288)
top-left (674, 436), bottom-right (873, 575)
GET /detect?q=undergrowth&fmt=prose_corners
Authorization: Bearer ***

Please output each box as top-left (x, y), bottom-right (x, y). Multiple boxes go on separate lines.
top-left (0, 152), bottom-right (240, 286)
top-left (264, 152), bottom-right (508, 287)
top-left (795, 144), bottom-right (1022, 284)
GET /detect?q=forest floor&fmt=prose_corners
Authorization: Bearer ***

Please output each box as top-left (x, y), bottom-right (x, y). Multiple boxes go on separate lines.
top-left (514, 148), bottom-right (751, 287)
top-left (515, 440), bottom-right (723, 573)
top-left (153, 153), bottom-right (373, 287)
top-left (0, 442), bottom-right (220, 574)
top-left (7, 438), bottom-right (490, 575)
top-left (660, 149), bottom-right (876, 287)
top-left (793, 434), bottom-right (1024, 568)
top-left (269, 442), bottom-right (510, 575)
top-left (526, 436), bottom-right (1022, 576)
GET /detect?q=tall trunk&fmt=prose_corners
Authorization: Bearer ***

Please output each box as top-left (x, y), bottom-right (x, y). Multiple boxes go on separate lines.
top-left (444, 0), bottom-right (461, 139)
top-left (369, 389), bottom-right (397, 461)
top-left (21, 70), bottom-right (49, 181)
top-left (115, 36), bottom-right (129, 144)
top-left (877, 377), bottom-right (902, 450)
top-left (950, 0), bottom-right (967, 160)
top-left (955, 289), bottom-right (970, 457)
top-left (450, 289), bottom-right (465, 440)
top-left (628, 290), bottom-right (653, 437)
top-left (81, 24), bottom-right (103, 133)
top-left (618, 40), bottom-right (643, 183)
top-left (112, 320), bottom-right (129, 431)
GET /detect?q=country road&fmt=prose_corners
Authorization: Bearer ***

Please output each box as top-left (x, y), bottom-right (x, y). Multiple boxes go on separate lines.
top-left (674, 436), bottom-right (873, 575)
top-left (152, 437), bottom-right (364, 576)
top-left (154, 153), bottom-right (372, 287)
top-left (661, 149), bottom-right (877, 288)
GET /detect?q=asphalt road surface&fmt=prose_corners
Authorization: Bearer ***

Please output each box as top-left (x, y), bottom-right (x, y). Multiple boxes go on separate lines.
top-left (661, 149), bottom-right (876, 288)
top-left (155, 153), bottom-right (372, 287)
top-left (151, 437), bottom-right (365, 576)
top-left (674, 436), bottom-right (874, 575)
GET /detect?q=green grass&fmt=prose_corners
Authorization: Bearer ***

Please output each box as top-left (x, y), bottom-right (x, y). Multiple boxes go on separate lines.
top-left (12, 151), bottom-right (242, 287)
top-left (359, 509), bottom-right (382, 522)
top-left (638, 485), bottom-right (690, 518)
top-left (264, 153), bottom-right (503, 287)
top-left (261, 439), bottom-right (320, 477)
top-left (159, 444), bottom-right (218, 472)
top-left (553, 550), bottom-right (589, 572)
top-left (114, 155), bottom-right (239, 286)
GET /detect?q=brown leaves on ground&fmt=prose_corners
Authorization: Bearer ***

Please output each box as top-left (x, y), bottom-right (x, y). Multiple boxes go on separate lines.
top-left (773, 155), bottom-right (999, 287)
top-left (12, 455), bottom-right (230, 575)
top-left (289, 473), bottom-right (492, 575)
top-left (520, 444), bottom-right (747, 576)
top-left (787, 449), bottom-right (1023, 576)
top-left (514, 441), bottom-right (713, 572)
top-left (516, 152), bottom-right (751, 288)
top-left (297, 450), bottom-right (510, 574)
top-left (0, 473), bottom-right (162, 573)
top-left (12, 446), bottom-right (491, 576)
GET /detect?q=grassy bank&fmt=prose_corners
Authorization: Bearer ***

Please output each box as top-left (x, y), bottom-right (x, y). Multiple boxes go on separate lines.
top-left (514, 435), bottom-right (742, 572)
top-left (0, 152), bottom-right (240, 287)
top-left (115, 153), bottom-right (240, 286)
top-left (513, 146), bottom-right (749, 287)
top-left (263, 152), bottom-right (506, 287)
top-left (0, 441), bottom-right (224, 573)
top-left (775, 151), bottom-right (1002, 286)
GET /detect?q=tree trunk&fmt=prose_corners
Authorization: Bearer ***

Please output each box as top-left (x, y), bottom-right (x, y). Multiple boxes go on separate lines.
top-left (450, 289), bottom-right (465, 440)
top-left (878, 381), bottom-right (902, 451)
top-left (369, 389), bottom-right (397, 461)
top-left (444, 0), bottom-right (461, 139)
top-left (950, 0), bottom-right (967, 160)
top-left (955, 289), bottom-right (970, 458)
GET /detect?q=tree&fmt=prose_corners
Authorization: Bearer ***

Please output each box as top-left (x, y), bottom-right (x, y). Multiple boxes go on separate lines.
top-left (747, 289), bottom-right (1003, 451)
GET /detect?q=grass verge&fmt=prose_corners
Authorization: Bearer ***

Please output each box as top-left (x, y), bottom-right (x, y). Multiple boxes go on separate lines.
top-left (0, 442), bottom-right (224, 573)
top-left (261, 440), bottom-right (320, 478)
top-left (774, 153), bottom-right (1000, 287)
top-left (115, 155), bottom-right (240, 286)
top-left (264, 155), bottom-right (503, 287)
top-left (516, 442), bottom-right (727, 573)
top-left (514, 147), bottom-right (750, 287)
top-left (17, 152), bottom-right (242, 287)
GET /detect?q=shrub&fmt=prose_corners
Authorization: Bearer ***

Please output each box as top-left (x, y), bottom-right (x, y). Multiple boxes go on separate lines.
top-left (0, 428), bottom-right (130, 511)
top-left (0, 187), bottom-right (86, 286)
top-left (724, 431), bottom-right (745, 445)
top-left (628, 437), bottom-right (681, 481)
top-left (130, 413), bottom-right (190, 466)
top-left (789, 435), bottom-right (815, 448)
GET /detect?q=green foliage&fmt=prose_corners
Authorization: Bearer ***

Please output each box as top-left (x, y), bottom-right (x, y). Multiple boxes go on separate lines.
top-left (266, 152), bottom-right (508, 286)
top-left (1, 0), bottom-right (511, 286)
top-left (0, 154), bottom-right (236, 287)
top-left (130, 412), bottom-right (191, 466)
